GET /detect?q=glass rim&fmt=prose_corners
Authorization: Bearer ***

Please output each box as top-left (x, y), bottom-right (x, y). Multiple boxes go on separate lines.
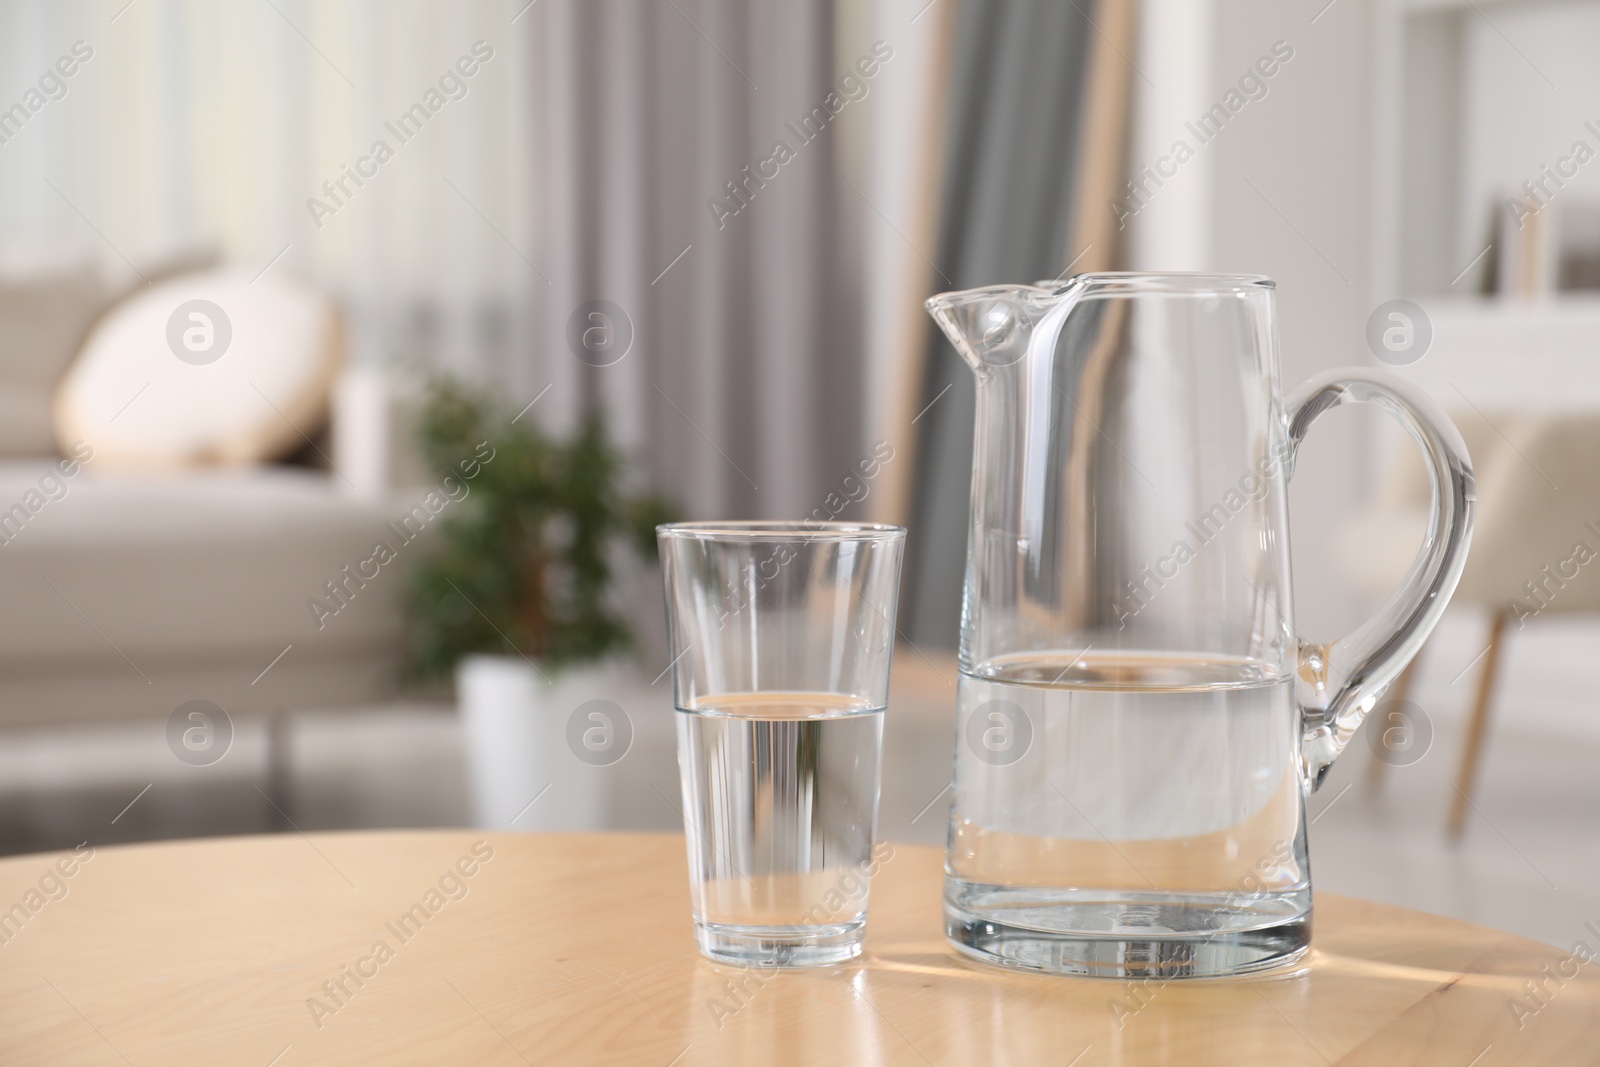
top-left (657, 520), bottom-right (906, 543)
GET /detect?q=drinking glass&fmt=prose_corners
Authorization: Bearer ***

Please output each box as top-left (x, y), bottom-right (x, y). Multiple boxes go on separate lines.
top-left (657, 521), bottom-right (906, 967)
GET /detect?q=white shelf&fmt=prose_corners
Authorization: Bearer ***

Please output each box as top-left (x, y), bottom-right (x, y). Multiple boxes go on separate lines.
top-left (1401, 0), bottom-right (1544, 12)
top-left (1391, 295), bottom-right (1600, 412)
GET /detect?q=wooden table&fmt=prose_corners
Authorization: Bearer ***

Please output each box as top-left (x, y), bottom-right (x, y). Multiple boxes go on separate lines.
top-left (1, 832), bottom-right (1595, 1064)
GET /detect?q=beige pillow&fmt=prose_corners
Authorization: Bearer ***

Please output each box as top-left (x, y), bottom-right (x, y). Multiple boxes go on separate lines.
top-left (54, 269), bottom-right (341, 469)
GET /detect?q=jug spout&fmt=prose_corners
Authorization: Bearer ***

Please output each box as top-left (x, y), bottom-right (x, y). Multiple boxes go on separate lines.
top-left (925, 285), bottom-right (1052, 373)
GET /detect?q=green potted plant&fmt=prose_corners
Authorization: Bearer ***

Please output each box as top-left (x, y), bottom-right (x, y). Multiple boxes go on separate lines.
top-left (407, 381), bottom-right (675, 829)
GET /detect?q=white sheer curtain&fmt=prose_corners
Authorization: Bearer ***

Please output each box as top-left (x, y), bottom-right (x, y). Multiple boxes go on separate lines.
top-left (0, 0), bottom-right (537, 391)
top-left (1, 0), bottom-right (902, 520)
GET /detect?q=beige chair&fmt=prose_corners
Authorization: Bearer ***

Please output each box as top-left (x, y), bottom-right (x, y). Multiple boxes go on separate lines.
top-left (1337, 411), bottom-right (1600, 838)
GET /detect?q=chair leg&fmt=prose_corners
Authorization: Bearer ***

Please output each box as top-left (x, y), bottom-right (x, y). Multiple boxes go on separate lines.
top-left (1447, 612), bottom-right (1509, 841)
top-left (263, 710), bottom-right (294, 831)
top-left (1365, 650), bottom-right (1422, 791)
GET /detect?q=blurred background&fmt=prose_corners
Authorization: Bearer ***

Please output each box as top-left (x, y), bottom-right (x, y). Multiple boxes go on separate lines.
top-left (0, 0), bottom-right (1597, 950)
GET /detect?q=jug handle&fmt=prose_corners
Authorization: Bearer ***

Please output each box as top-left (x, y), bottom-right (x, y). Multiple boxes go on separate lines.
top-left (1284, 369), bottom-right (1475, 793)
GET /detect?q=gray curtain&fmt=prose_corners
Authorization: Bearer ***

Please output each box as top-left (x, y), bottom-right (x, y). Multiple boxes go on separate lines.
top-left (531, 0), bottom-right (861, 522)
top-left (903, 0), bottom-right (1094, 648)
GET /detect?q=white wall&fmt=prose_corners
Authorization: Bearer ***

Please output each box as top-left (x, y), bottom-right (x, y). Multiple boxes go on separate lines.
top-left (1459, 1), bottom-right (1600, 263)
top-left (1125, 0), bottom-right (1214, 271)
top-left (1127, 0), bottom-right (1384, 639)
top-left (851, 0), bottom-right (954, 523)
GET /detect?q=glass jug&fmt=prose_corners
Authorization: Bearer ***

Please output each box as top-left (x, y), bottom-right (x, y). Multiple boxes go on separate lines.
top-left (925, 273), bottom-right (1473, 978)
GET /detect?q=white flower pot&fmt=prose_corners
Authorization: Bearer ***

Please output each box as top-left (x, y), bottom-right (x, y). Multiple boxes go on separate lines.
top-left (456, 654), bottom-right (653, 831)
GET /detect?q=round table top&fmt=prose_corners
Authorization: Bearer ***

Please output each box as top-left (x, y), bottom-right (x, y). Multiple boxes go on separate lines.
top-left (0, 831), bottom-right (1594, 1065)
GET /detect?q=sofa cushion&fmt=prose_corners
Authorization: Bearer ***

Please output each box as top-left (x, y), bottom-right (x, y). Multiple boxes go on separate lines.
top-left (0, 465), bottom-right (411, 674)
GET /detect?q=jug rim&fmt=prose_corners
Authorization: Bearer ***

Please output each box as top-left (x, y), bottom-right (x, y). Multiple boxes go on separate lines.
top-left (927, 271), bottom-right (1274, 311)
top-left (1055, 270), bottom-right (1273, 292)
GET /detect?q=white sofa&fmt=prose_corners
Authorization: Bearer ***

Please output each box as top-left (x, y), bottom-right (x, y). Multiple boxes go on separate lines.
top-left (0, 248), bottom-right (420, 773)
